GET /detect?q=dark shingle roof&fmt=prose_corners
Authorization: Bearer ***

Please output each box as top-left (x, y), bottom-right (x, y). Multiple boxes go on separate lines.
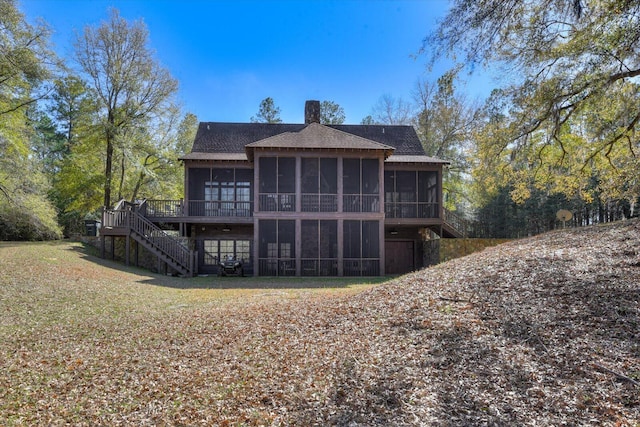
top-left (190, 122), bottom-right (427, 156)
top-left (192, 123), bottom-right (305, 153)
top-left (247, 123), bottom-right (394, 150)
top-left (329, 125), bottom-right (426, 156)
top-left (387, 155), bottom-right (449, 165)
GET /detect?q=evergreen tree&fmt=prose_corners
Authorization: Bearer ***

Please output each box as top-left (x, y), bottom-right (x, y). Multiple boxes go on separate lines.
top-left (250, 97), bottom-right (282, 123)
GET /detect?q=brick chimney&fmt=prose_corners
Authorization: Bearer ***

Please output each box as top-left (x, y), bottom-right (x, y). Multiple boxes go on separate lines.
top-left (304, 100), bottom-right (321, 124)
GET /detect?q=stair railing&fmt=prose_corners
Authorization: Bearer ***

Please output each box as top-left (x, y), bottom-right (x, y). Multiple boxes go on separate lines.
top-left (128, 210), bottom-right (192, 273)
top-left (443, 208), bottom-right (469, 238)
top-left (103, 199), bottom-right (194, 276)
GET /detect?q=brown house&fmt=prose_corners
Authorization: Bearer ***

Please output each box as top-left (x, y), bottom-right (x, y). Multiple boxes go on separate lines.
top-left (101, 101), bottom-right (462, 277)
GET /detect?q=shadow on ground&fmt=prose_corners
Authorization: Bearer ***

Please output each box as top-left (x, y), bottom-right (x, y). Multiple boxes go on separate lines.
top-left (67, 241), bottom-right (395, 290)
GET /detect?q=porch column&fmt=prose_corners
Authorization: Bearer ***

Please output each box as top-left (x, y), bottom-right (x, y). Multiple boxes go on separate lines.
top-left (337, 158), bottom-right (343, 213)
top-left (254, 154), bottom-right (260, 214)
top-left (295, 156), bottom-right (301, 212)
top-left (253, 155), bottom-right (260, 277)
top-left (183, 166), bottom-right (189, 216)
top-left (337, 219), bottom-right (344, 276)
top-left (253, 219), bottom-right (260, 277)
top-left (379, 154), bottom-right (385, 275)
top-left (379, 219), bottom-right (385, 276)
top-left (295, 157), bottom-right (302, 276)
top-left (295, 219), bottom-right (301, 276)
top-left (438, 167), bottom-right (444, 220)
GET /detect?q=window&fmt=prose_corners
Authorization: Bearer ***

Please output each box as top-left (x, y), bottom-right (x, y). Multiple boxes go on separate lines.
top-left (219, 240), bottom-right (234, 260)
top-left (236, 240), bottom-right (251, 262)
top-left (196, 168), bottom-right (253, 217)
top-left (203, 240), bottom-right (219, 265)
top-left (203, 239), bottom-right (252, 265)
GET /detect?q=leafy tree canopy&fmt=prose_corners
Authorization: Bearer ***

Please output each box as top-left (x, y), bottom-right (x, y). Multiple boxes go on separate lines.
top-left (75, 8), bottom-right (179, 208)
top-left (0, 0), bottom-right (62, 240)
top-left (320, 100), bottom-right (345, 124)
top-left (427, 0), bottom-right (640, 207)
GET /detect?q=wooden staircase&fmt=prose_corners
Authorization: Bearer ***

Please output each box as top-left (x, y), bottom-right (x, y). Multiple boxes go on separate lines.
top-left (102, 200), bottom-right (196, 277)
top-left (441, 208), bottom-right (468, 238)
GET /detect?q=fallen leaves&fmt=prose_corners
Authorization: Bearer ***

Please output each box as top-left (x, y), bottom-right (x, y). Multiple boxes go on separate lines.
top-left (1, 220), bottom-right (639, 425)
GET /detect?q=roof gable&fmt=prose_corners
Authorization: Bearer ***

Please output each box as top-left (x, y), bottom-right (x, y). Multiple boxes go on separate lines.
top-left (246, 122), bottom-right (394, 150)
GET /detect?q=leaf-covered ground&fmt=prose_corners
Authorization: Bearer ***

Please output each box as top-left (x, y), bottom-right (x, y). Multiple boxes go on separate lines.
top-left (1, 220), bottom-right (639, 426)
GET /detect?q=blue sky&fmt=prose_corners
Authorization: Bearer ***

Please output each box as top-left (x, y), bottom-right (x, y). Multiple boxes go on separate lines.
top-left (20, 0), bottom-right (481, 124)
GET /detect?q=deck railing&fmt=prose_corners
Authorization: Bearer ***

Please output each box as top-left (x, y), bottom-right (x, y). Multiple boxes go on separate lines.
top-left (102, 199), bottom-right (130, 228)
top-left (343, 259), bottom-right (380, 276)
top-left (301, 259), bottom-right (338, 276)
top-left (385, 202), bottom-right (439, 219)
top-left (258, 194), bottom-right (296, 212)
top-left (343, 195), bottom-right (380, 213)
top-left (140, 197), bottom-right (449, 220)
top-left (257, 258), bottom-right (296, 276)
top-left (301, 194), bottom-right (338, 212)
top-left (141, 199), bottom-right (183, 217)
top-left (188, 200), bottom-right (253, 217)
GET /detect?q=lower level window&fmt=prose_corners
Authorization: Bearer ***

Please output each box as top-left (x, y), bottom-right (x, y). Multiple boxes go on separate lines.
top-left (203, 239), bottom-right (251, 265)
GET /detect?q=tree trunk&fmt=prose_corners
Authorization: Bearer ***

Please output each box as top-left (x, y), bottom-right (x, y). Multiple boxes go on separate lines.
top-left (104, 131), bottom-right (113, 208)
top-left (117, 153), bottom-right (125, 202)
top-left (130, 154), bottom-right (152, 202)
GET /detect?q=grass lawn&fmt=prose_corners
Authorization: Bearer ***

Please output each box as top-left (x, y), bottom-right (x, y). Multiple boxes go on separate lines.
top-left (0, 241), bottom-right (389, 425)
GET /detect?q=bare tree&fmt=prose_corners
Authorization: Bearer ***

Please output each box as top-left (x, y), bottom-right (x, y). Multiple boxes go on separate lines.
top-left (369, 94), bottom-right (414, 125)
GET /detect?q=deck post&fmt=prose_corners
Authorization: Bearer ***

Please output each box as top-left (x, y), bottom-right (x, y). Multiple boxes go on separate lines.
top-left (192, 250), bottom-right (198, 277)
top-left (125, 236), bottom-right (130, 266)
top-left (100, 206), bottom-right (105, 259)
top-left (100, 235), bottom-right (105, 259)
